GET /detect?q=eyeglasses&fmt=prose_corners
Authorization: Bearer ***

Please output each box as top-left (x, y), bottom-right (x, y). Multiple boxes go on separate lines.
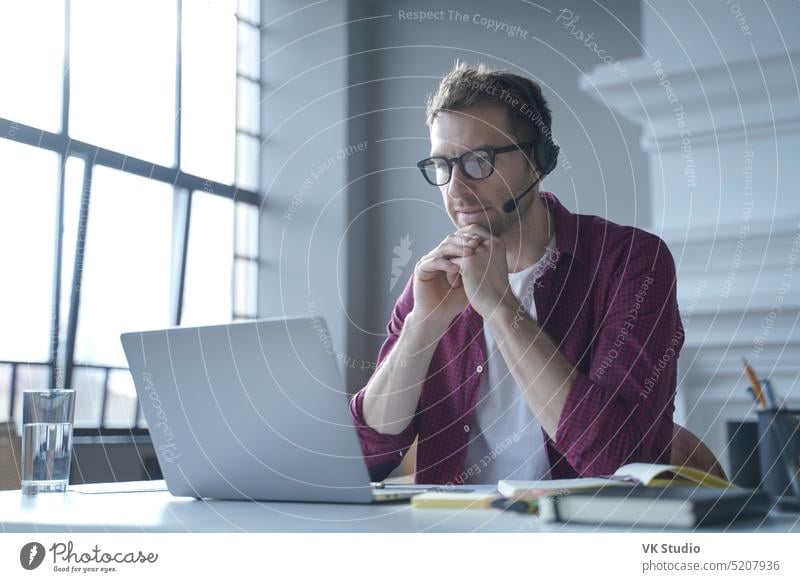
top-left (416, 142), bottom-right (534, 187)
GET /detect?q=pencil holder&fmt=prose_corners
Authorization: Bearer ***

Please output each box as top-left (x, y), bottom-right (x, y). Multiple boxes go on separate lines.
top-left (756, 408), bottom-right (800, 510)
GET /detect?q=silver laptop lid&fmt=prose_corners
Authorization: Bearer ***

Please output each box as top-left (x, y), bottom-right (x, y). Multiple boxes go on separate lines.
top-left (120, 316), bottom-right (373, 503)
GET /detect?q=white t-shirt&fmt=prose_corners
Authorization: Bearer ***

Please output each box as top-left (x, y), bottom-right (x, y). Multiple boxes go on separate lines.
top-left (462, 239), bottom-right (557, 484)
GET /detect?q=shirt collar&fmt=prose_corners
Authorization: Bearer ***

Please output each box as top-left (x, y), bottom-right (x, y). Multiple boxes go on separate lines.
top-left (538, 190), bottom-right (586, 267)
top-left (508, 234), bottom-right (556, 285)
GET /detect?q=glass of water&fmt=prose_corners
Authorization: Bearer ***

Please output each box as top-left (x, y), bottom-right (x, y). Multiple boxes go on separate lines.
top-left (20, 389), bottom-right (76, 495)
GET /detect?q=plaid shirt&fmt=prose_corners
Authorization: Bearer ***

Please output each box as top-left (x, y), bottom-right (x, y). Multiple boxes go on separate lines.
top-left (350, 191), bottom-right (683, 484)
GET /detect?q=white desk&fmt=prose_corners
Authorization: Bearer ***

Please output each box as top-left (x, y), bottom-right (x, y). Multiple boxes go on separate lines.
top-left (2, 482), bottom-right (799, 533)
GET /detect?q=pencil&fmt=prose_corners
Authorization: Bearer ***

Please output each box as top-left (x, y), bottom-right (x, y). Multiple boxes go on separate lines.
top-left (742, 359), bottom-right (767, 408)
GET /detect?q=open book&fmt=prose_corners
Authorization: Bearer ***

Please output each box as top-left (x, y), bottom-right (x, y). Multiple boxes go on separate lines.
top-left (498, 463), bottom-right (732, 498)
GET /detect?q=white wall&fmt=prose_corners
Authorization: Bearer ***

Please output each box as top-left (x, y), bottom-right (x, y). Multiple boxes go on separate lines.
top-left (258, 0), bottom-right (351, 381)
top-left (581, 0), bottom-right (800, 469)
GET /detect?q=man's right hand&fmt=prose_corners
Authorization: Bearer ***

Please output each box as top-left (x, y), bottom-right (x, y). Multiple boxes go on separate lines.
top-left (411, 232), bottom-right (483, 328)
top-left (361, 233), bottom-right (482, 436)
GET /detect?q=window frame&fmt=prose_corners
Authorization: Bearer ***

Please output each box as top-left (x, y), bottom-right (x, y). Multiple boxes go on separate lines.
top-left (0, 0), bottom-right (262, 428)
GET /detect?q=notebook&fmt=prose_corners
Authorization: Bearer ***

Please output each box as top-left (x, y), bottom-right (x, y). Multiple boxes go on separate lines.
top-left (537, 486), bottom-right (770, 528)
top-left (498, 462), bottom-right (732, 498)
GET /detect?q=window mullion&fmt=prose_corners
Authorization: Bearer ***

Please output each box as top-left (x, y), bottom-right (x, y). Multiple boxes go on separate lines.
top-left (172, 188), bottom-right (193, 326)
top-left (48, 0), bottom-right (73, 391)
top-left (175, 0), bottom-right (182, 168)
top-left (63, 160), bottom-right (94, 390)
top-left (48, 154), bottom-right (67, 391)
top-left (62, 0), bottom-right (72, 135)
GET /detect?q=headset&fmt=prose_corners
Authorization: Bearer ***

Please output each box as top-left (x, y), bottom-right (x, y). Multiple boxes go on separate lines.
top-left (497, 75), bottom-right (559, 213)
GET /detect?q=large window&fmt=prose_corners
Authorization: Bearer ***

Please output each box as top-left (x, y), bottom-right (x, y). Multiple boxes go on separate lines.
top-left (0, 1), bottom-right (262, 429)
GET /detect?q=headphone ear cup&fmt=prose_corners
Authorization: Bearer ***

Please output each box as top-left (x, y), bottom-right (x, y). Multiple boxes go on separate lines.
top-left (545, 142), bottom-right (558, 174)
top-left (503, 76), bottom-right (558, 175)
top-left (535, 140), bottom-right (558, 176)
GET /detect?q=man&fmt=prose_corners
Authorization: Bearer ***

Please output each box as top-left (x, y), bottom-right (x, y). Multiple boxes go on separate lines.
top-left (349, 62), bottom-right (684, 485)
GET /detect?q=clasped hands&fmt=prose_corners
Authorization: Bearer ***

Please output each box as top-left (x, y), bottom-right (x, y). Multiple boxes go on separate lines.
top-left (414, 224), bottom-right (519, 323)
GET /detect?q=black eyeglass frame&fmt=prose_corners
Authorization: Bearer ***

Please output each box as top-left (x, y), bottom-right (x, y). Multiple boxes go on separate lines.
top-left (416, 141), bottom-right (534, 186)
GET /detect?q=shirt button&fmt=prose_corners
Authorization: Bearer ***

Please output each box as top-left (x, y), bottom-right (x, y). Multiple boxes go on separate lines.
top-left (464, 425), bottom-right (470, 433)
top-left (476, 365), bottom-right (484, 373)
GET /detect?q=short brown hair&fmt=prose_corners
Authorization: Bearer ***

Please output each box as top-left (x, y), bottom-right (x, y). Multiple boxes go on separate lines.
top-left (425, 61), bottom-right (553, 145)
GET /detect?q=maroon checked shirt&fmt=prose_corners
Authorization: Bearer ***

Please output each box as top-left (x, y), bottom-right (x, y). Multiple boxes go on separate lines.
top-left (349, 191), bottom-right (684, 484)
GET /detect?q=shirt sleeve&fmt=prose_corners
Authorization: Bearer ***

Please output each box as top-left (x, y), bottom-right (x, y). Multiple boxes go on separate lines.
top-left (552, 231), bottom-right (683, 476)
top-left (349, 274), bottom-right (420, 482)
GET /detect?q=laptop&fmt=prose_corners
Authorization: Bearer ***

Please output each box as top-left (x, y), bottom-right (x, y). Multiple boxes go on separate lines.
top-left (119, 315), bottom-right (422, 503)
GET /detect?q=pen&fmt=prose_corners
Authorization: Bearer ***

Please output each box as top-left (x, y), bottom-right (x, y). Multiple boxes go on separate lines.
top-left (762, 379), bottom-right (778, 409)
top-left (491, 497), bottom-right (538, 514)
